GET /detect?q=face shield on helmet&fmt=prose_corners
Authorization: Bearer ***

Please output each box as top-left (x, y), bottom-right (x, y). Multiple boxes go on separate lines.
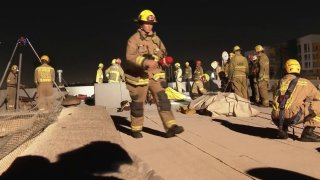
top-left (285, 59), bottom-right (301, 74)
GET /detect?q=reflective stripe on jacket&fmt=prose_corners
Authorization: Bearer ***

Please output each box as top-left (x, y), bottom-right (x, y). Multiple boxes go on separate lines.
top-left (34, 64), bottom-right (55, 84)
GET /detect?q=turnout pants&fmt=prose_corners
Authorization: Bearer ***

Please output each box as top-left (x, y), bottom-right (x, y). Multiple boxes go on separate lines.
top-left (37, 82), bottom-right (54, 111)
top-left (231, 76), bottom-right (248, 99)
top-left (258, 80), bottom-right (269, 106)
top-left (6, 87), bottom-right (17, 110)
top-left (126, 79), bottom-right (177, 132)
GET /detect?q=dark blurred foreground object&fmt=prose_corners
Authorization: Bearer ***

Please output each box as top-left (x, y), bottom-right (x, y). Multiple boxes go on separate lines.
top-left (117, 100), bottom-right (130, 112)
top-left (85, 95), bottom-right (95, 106)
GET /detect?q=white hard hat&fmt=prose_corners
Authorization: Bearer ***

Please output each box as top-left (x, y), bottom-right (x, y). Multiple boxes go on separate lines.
top-left (211, 61), bottom-right (218, 69)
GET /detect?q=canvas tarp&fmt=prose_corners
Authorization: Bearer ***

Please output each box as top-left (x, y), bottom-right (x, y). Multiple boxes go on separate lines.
top-left (189, 92), bottom-right (260, 117)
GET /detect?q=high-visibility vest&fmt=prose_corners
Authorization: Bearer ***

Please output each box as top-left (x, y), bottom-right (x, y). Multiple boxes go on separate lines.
top-left (36, 66), bottom-right (54, 83)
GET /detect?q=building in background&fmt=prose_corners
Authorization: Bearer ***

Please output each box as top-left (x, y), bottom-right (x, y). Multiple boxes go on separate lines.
top-left (297, 34), bottom-right (320, 78)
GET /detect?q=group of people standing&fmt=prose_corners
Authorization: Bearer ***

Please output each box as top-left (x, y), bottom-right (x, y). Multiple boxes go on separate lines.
top-left (227, 44), bottom-right (270, 107)
top-left (173, 60), bottom-right (208, 100)
top-left (171, 43), bottom-right (270, 107)
top-left (6, 55), bottom-right (55, 111)
top-left (95, 58), bottom-right (125, 84)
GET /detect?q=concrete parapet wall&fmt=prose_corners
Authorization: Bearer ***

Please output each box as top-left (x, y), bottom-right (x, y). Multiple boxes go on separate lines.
top-left (94, 83), bottom-right (131, 108)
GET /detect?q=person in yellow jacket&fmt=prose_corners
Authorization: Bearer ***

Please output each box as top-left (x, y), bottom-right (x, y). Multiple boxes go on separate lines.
top-left (125, 9), bottom-right (184, 138)
top-left (191, 60), bottom-right (207, 99)
top-left (272, 59), bottom-right (320, 142)
top-left (96, 63), bottom-right (104, 83)
top-left (228, 45), bottom-right (249, 99)
top-left (6, 65), bottom-right (19, 110)
top-left (255, 45), bottom-right (270, 107)
top-left (34, 55), bottom-right (55, 111)
top-left (105, 59), bottom-right (125, 83)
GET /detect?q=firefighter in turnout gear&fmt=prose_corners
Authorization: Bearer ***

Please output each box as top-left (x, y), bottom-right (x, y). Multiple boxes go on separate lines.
top-left (174, 63), bottom-right (183, 93)
top-left (105, 59), bottom-right (125, 83)
top-left (248, 54), bottom-right (260, 103)
top-left (191, 60), bottom-right (207, 99)
top-left (220, 53), bottom-right (234, 92)
top-left (255, 45), bottom-right (270, 107)
top-left (34, 55), bottom-right (55, 111)
top-left (272, 59), bottom-right (320, 142)
top-left (96, 63), bottom-right (104, 83)
top-left (228, 45), bottom-right (249, 99)
top-left (6, 65), bottom-right (19, 110)
top-left (125, 9), bottom-right (184, 138)
top-left (184, 61), bottom-right (192, 93)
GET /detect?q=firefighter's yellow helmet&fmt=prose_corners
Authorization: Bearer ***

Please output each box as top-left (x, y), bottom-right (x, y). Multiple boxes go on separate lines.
top-left (175, 63), bottom-right (180, 67)
top-left (11, 65), bottom-right (18, 71)
top-left (233, 45), bottom-right (241, 52)
top-left (202, 74), bottom-right (210, 82)
top-left (285, 59), bottom-right (301, 74)
top-left (137, 9), bottom-right (157, 23)
top-left (185, 62), bottom-right (189, 66)
top-left (40, 55), bottom-right (50, 62)
top-left (98, 63), bottom-right (104, 68)
top-left (255, 45), bottom-right (264, 52)
top-left (111, 59), bottom-right (117, 65)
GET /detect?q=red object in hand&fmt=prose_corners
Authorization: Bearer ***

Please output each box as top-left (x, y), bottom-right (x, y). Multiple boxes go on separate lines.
top-left (159, 56), bottom-right (173, 65)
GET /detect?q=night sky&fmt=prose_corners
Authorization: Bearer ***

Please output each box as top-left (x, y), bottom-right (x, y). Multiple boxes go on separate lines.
top-left (0, 0), bottom-right (320, 87)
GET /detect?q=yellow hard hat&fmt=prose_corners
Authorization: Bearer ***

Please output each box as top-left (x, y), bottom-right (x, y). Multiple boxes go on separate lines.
top-left (137, 9), bottom-right (157, 23)
top-left (203, 74), bottom-right (210, 82)
top-left (40, 55), bottom-right (50, 62)
top-left (185, 62), bottom-right (189, 66)
top-left (233, 45), bottom-right (241, 52)
top-left (11, 65), bottom-right (18, 71)
top-left (285, 59), bottom-right (301, 74)
top-left (98, 63), bottom-right (104, 68)
top-left (175, 63), bottom-right (180, 67)
top-left (111, 59), bottom-right (117, 65)
top-left (255, 45), bottom-right (264, 52)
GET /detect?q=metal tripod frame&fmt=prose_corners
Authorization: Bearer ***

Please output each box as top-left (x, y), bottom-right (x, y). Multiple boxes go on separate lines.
top-left (0, 37), bottom-right (64, 110)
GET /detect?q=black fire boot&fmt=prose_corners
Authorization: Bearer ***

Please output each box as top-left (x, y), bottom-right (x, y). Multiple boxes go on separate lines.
top-left (131, 131), bottom-right (143, 138)
top-left (277, 125), bottom-right (289, 139)
top-left (166, 125), bottom-right (184, 138)
top-left (300, 126), bottom-right (320, 142)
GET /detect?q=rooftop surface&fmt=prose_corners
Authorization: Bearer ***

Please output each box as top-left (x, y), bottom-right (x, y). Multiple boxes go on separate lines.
top-left (0, 100), bottom-right (319, 179)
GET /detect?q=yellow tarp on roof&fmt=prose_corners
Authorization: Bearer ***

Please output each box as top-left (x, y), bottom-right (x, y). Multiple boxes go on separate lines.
top-left (165, 87), bottom-right (186, 101)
